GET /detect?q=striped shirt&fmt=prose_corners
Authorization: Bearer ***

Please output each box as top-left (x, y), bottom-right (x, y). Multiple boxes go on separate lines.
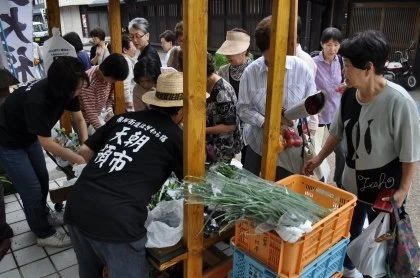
top-left (79, 66), bottom-right (114, 129)
top-left (312, 52), bottom-right (342, 124)
top-left (237, 56), bottom-right (317, 173)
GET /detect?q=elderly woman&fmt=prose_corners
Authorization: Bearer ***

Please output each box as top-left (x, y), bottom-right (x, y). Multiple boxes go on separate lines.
top-left (303, 30), bottom-right (420, 278)
top-left (216, 28), bottom-right (252, 163)
top-left (128, 17), bottom-right (162, 67)
top-left (216, 28), bottom-right (252, 97)
top-left (206, 53), bottom-right (242, 163)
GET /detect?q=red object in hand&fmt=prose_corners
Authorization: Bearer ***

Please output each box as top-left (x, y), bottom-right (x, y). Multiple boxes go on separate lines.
top-left (335, 83), bottom-right (347, 94)
top-left (373, 189), bottom-right (396, 213)
top-left (282, 128), bottom-right (303, 148)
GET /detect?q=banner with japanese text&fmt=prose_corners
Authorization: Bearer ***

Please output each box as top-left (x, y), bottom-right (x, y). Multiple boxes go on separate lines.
top-left (0, 0), bottom-right (36, 84)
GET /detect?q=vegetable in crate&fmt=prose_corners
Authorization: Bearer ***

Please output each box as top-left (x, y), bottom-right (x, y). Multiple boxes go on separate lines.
top-left (182, 163), bottom-right (330, 242)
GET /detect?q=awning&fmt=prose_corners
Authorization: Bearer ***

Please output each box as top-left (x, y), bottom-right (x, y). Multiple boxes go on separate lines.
top-left (58, 0), bottom-right (125, 7)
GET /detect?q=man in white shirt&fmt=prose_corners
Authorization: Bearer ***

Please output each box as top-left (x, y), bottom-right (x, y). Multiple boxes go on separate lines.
top-left (237, 15), bottom-right (318, 179)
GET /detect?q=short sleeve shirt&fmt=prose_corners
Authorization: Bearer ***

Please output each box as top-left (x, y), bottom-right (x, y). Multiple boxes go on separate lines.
top-left (206, 78), bottom-right (242, 162)
top-left (330, 82), bottom-right (420, 203)
top-left (64, 109), bottom-right (183, 242)
top-left (0, 79), bottom-right (80, 148)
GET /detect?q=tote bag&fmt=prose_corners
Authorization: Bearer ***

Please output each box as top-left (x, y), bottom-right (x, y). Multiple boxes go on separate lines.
top-left (347, 212), bottom-right (390, 278)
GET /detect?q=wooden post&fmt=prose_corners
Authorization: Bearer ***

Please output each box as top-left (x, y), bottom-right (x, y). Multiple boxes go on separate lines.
top-left (45, 0), bottom-right (72, 133)
top-left (108, 0), bottom-right (125, 115)
top-left (45, 0), bottom-right (61, 36)
top-left (288, 0), bottom-right (298, 56)
top-left (260, 0), bottom-right (292, 181)
top-left (182, 0), bottom-right (208, 277)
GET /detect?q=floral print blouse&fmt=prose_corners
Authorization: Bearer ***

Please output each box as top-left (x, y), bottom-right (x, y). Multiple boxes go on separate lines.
top-left (206, 78), bottom-right (242, 163)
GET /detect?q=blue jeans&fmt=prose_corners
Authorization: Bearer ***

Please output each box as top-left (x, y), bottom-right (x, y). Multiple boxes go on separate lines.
top-left (343, 201), bottom-right (379, 269)
top-left (68, 225), bottom-right (149, 278)
top-left (0, 141), bottom-right (55, 238)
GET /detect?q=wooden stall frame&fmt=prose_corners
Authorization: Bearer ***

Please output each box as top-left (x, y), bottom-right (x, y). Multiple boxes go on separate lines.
top-left (50, 0), bottom-right (297, 276)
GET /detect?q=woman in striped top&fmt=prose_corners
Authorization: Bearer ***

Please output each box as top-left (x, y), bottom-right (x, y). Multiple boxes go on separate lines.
top-left (78, 53), bottom-right (129, 131)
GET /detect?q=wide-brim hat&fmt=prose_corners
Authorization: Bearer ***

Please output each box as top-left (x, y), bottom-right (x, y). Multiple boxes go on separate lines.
top-left (142, 72), bottom-right (209, 107)
top-left (216, 31), bottom-right (250, 56)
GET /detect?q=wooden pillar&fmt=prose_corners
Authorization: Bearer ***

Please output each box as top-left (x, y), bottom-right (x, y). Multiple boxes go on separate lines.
top-left (260, 0), bottom-right (292, 181)
top-left (288, 0), bottom-right (298, 56)
top-left (45, 0), bottom-right (61, 36)
top-left (108, 0), bottom-right (125, 115)
top-left (45, 0), bottom-right (71, 134)
top-left (182, 0), bottom-right (208, 277)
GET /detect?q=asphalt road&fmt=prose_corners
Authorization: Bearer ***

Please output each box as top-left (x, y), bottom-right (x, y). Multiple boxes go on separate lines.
top-left (404, 86), bottom-right (420, 240)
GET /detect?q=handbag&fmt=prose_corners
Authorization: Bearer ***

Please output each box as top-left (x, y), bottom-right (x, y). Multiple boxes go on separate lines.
top-left (298, 118), bottom-right (330, 180)
top-left (347, 212), bottom-right (390, 278)
top-left (387, 201), bottom-right (420, 277)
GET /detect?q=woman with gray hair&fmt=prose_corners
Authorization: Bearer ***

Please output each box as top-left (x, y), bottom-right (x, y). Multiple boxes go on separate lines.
top-left (128, 17), bottom-right (162, 67)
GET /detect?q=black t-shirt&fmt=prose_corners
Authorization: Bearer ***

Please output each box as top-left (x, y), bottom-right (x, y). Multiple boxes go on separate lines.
top-left (64, 109), bottom-right (183, 243)
top-left (137, 44), bottom-right (162, 68)
top-left (0, 79), bottom-right (80, 148)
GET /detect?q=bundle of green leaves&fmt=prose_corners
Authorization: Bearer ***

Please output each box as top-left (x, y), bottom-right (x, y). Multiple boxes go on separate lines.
top-left (183, 163), bottom-right (330, 234)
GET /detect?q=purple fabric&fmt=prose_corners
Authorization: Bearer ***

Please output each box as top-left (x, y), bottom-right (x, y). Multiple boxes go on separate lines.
top-left (313, 52), bottom-right (342, 124)
top-left (77, 50), bottom-right (92, 71)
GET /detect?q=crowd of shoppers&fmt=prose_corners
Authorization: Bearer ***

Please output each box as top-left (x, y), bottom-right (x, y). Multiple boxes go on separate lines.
top-left (0, 11), bottom-right (418, 278)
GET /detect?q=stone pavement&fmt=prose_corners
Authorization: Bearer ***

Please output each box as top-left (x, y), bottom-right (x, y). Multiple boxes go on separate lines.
top-left (0, 154), bottom-right (77, 278)
top-left (404, 87), bottom-right (420, 240)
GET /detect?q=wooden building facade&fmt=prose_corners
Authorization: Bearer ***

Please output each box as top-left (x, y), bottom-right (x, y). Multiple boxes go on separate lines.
top-left (119, 0), bottom-right (420, 78)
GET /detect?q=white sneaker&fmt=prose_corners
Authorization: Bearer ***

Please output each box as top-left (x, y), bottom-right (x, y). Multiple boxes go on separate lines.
top-left (47, 211), bottom-right (64, 226)
top-left (343, 267), bottom-right (363, 278)
top-left (37, 231), bottom-right (72, 248)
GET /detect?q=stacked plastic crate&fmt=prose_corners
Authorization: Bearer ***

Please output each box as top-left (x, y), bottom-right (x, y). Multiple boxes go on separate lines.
top-left (231, 175), bottom-right (357, 278)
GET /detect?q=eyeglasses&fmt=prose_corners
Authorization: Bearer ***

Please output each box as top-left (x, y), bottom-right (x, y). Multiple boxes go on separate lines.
top-left (129, 32), bottom-right (147, 40)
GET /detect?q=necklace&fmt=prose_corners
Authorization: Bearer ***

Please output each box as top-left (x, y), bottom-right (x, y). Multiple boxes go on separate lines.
top-left (229, 59), bottom-right (251, 81)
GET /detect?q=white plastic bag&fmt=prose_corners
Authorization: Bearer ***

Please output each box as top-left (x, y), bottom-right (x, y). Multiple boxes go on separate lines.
top-left (42, 27), bottom-right (77, 72)
top-left (347, 212), bottom-right (390, 278)
top-left (145, 199), bottom-right (183, 248)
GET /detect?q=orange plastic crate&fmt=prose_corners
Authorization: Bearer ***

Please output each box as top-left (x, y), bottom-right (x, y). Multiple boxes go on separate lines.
top-left (234, 175), bottom-right (356, 278)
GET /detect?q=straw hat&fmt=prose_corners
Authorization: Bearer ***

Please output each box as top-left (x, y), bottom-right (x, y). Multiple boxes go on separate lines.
top-left (142, 72), bottom-right (184, 107)
top-left (142, 72), bottom-right (210, 107)
top-left (216, 31), bottom-right (250, 56)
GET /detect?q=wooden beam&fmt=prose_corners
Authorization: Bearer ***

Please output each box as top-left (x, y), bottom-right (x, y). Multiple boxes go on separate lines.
top-left (260, 0), bottom-right (291, 181)
top-left (182, 0), bottom-right (208, 277)
top-left (108, 0), bottom-right (125, 115)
